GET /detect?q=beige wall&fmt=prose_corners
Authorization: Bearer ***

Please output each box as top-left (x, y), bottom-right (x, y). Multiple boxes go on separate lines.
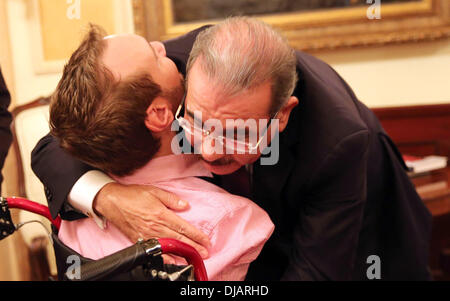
top-left (39, 0), bottom-right (116, 61)
top-left (5, 0), bottom-right (134, 106)
top-left (315, 39), bottom-right (450, 108)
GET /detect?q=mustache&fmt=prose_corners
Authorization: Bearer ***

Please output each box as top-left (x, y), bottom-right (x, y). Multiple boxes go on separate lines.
top-left (202, 157), bottom-right (235, 166)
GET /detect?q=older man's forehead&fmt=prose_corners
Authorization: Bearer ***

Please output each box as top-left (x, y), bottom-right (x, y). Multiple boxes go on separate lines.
top-left (186, 59), bottom-right (272, 119)
top-left (187, 84), bottom-right (272, 122)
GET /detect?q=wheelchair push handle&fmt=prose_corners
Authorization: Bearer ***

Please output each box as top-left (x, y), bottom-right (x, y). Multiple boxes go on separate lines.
top-left (159, 238), bottom-right (208, 281)
top-left (2, 197), bottom-right (61, 229)
top-left (68, 238), bottom-right (208, 281)
top-left (68, 238), bottom-right (161, 281)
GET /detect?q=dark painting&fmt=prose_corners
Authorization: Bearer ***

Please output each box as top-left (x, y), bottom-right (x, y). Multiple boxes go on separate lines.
top-left (172, 0), bottom-right (421, 23)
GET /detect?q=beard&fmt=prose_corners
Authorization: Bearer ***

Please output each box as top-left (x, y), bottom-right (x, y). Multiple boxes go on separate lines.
top-left (161, 74), bottom-right (185, 113)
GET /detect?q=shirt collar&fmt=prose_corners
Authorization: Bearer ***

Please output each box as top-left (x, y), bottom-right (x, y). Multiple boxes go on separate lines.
top-left (113, 154), bottom-right (213, 185)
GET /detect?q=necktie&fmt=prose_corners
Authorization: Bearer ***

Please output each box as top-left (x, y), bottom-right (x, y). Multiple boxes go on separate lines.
top-left (220, 166), bottom-right (252, 199)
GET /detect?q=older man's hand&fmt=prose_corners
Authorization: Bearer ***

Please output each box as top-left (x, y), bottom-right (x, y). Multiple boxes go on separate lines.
top-left (93, 182), bottom-right (211, 258)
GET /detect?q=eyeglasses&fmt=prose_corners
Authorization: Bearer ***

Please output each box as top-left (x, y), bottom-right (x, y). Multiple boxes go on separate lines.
top-left (174, 92), bottom-right (278, 154)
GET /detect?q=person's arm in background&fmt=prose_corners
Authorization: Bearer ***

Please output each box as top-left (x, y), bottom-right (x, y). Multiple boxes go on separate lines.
top-left (282, 130), bottom-right (370, 280)
top-left (0, 68), bottom-right (13, 195)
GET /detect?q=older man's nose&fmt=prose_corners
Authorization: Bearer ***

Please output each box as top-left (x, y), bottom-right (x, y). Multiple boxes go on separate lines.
top-left (201, 137), bottom-right (225, 162)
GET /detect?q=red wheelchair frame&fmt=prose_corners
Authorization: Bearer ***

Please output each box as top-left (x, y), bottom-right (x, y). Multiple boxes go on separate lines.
top-left (1, 197), bottom-right (208, 281)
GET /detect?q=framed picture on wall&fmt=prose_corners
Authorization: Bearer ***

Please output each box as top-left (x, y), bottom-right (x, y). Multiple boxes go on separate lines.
top-left (132, 0), bottom-right (450, 52)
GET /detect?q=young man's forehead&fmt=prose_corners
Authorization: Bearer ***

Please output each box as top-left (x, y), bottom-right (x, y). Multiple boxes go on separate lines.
top-left (101, 34), bottom-right (154, 80)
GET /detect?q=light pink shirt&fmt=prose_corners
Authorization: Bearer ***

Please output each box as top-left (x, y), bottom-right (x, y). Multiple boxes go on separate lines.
top-left (58, 154), bottom-right (274, 281)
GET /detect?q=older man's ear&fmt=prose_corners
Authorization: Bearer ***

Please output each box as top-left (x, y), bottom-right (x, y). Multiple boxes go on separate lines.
top-left (145, 97), bottom-right (175, 132)
top-left (277, 96), bottom-right (299, 133)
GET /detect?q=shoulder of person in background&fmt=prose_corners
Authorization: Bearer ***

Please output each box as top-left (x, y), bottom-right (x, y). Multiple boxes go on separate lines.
top-left (0, 67), bottom-right (13, 194)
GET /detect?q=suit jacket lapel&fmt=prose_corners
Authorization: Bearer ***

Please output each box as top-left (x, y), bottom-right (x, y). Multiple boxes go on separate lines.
top-left (251, 132), bottom-right (297, 224)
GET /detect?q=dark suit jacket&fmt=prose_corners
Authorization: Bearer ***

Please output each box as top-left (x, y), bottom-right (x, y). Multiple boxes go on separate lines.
top-left (0, 68), bottom-right (12, 194)
top-left (31, 27), bottom-right (432, 280)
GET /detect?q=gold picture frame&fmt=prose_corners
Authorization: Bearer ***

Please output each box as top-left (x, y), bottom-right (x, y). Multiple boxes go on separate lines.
top-left (132, 0), bottom-right (450, 52)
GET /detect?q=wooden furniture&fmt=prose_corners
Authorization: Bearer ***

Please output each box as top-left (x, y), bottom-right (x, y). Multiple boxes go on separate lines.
top-left (372, 103), bottom-right (450, 281)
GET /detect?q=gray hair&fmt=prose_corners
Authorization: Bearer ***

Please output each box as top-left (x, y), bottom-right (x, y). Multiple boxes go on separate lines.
top-left (186, 16), bottom-right (298, 115)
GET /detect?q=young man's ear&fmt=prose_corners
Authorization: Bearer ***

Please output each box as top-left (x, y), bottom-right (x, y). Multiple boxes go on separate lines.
top-left (145, 97), bottom-right (174, 132)
top-left (278, 96), bottom-right (299, 133)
